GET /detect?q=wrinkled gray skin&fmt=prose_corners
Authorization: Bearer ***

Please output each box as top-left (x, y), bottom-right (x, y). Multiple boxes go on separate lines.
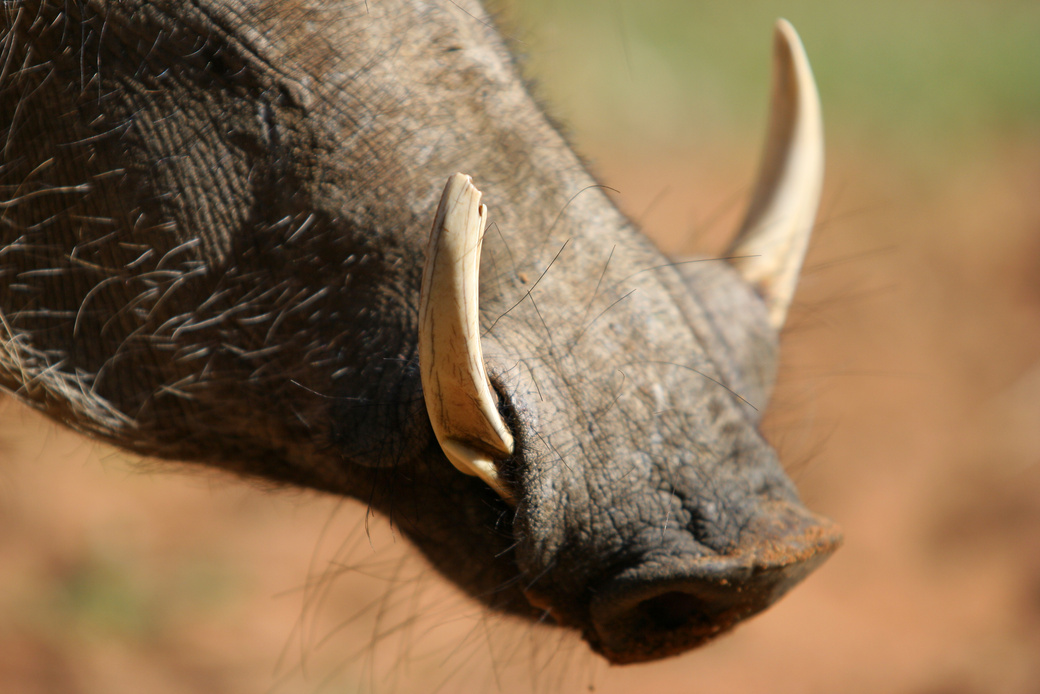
top-left (0, 0), bottom-right (839, 663)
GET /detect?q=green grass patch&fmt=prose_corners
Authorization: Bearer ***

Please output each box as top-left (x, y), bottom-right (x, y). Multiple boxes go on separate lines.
top-left (490, 0), bottom-right (1040, 160)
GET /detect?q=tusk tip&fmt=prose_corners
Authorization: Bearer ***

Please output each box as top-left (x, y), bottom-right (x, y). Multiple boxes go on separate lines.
top-left (774, 18), bottom-right (796, 41)
top-left (772, 19), bottom-right (811, 73)
top-left (446, 172), bottom-right (480, 197)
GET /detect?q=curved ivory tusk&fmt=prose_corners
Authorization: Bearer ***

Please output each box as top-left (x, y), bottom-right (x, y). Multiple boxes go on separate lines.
top-left (419, 173), bottom-right (515, 502)
top-left (728, 19), bottom-right (824, 331)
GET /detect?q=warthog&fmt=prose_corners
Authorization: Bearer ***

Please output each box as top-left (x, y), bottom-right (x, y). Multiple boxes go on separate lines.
top-left (0, 0), bottom-right (840, 664)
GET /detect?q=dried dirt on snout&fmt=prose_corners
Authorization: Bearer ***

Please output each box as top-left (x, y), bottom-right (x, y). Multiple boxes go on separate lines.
top-left (0, 133), bottom-right (1038, 693)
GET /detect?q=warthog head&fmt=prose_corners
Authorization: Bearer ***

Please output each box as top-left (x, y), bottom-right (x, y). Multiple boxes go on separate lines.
top-left (0, 1), bottom-right (840, 664)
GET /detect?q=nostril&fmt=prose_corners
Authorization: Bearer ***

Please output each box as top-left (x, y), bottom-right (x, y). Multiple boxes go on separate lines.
top-left (637, 591), bottom-right (708, 631)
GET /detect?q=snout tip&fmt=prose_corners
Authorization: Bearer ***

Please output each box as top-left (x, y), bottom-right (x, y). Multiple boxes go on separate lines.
top-left (587, 505), bottom-right (841, 664)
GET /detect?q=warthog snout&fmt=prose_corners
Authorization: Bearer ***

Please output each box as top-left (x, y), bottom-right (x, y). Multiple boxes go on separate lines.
top-left (585, 501), bottom-right (841, 663)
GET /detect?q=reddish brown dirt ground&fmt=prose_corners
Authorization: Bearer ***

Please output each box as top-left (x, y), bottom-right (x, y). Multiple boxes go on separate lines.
top-left (1, 133), bottom-right (1039, 692)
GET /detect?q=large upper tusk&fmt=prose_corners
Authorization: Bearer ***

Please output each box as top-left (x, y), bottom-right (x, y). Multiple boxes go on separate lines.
top-left (728, 19), bottom-right (824, 331)
top-left (419, 173), bottom-right (515, 502)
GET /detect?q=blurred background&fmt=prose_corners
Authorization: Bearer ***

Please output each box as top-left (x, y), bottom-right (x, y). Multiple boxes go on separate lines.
top-left (2, 1), bottom-right (1039, 692)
